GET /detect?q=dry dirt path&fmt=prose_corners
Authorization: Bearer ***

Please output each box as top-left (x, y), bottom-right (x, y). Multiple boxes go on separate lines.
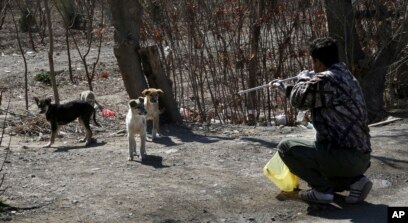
top-left (0, 118), bottom-right (407, 223)
top-left (1, 36), bottom-right (407, 223)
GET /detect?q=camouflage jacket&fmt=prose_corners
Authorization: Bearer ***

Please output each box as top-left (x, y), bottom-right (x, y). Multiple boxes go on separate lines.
top-left (289, 62), bottom-right (371, 153)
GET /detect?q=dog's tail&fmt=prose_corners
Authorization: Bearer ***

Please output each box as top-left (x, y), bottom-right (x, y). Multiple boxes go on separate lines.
top-left (93, 109), bottom-right (101, 127)
top-left (94, 100), bottom-right (104, 111)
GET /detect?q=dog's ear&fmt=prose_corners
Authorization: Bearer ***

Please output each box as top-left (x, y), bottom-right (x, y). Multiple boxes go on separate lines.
top-left (128, 100), bottom-right (137, 108)
top-left (138, 96), bottom-right (145, 104)
top-left (157, 89), bottom-right (164, 94)
top-left (142, 89), bottom-right (150, 96)
top-left (45, 97), bottom-right (52, 104)
top-left (33, 96), bottom-right (39, 105)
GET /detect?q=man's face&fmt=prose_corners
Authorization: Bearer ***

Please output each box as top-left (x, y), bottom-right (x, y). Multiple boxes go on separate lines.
top-left (312, 58), bottom-right (326, 73)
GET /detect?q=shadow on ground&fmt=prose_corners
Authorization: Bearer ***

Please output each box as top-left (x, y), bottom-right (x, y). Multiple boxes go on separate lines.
top-left (150, 125), bottom-right (236, 147)
top-left (0, 202), bottom-right (42, 221)
top-left (276, 191), bottom-right (388, 223)
top-left (133, 154), bottom-right (170, 169)
top-left (53, 141), bottom-right (107, 152)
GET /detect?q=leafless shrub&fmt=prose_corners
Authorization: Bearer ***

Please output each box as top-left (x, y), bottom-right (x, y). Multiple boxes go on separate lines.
top-left (9, 116), bottom-right (49, 136)
top-left (54, 0), bottom-right (106, 90)
top-left (140, 0), bottom-right (327, 125)
top-left (0, 93), bottom-right (12, 197)
top-left (138, 0), bottom-right (408, 125)
top-left (0, 0), bottom-right (10, 29)
top-left (5, 0), bottom-right (407, 125)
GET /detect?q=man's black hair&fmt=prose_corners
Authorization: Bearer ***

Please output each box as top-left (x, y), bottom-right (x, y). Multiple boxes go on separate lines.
top-left (309, 37), bottom-right (339, 68)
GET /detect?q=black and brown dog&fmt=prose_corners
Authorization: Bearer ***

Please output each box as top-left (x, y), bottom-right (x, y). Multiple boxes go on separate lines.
top-left (34, 97), bottom-right (100, 147)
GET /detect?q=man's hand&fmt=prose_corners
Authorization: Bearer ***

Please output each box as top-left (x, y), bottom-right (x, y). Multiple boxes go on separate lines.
top-left (297, 70), bottom-right (315, 81)
top-left (269, 80), bottom-right (286, 93)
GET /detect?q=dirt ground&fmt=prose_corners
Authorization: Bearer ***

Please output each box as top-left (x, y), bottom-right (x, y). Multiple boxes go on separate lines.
top-left (1, 31), bottom-right (408, 222)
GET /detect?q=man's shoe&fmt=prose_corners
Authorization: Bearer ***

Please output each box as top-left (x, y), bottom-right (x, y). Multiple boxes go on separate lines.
top-left (299, 189), bottom-right (334, 204)
top-left (345, 175), bottom-right (373, 204)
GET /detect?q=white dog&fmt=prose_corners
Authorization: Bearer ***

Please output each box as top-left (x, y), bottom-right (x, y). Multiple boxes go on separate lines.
top-left (76, 90), bottom-right (103, 133)
top-left (125, 97), bottom-right (147, 161)
top-left (80, 90), bottom-right (103, 110)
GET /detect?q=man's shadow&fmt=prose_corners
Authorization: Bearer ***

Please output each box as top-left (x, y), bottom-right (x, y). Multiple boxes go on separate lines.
top-left (276, 191), bottom-right (388, 223)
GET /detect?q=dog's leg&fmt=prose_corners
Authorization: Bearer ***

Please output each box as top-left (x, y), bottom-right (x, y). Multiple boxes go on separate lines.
top-left (79, 118), bottom-right (93, 146)
top-left (152, 116), bottom-right (160, 139)
top-left (128, 134), bottom-right (136, 161)
top-left (84, 126), bottom-right (93, 146)
top-left (44, 125), bottom-right (59, 148)
top-left (75, 121), bottom-right (82, 133)
top-left (140, 132), bottom-right (146, 161)
top-left (78, 119), bottom-right (87, 142)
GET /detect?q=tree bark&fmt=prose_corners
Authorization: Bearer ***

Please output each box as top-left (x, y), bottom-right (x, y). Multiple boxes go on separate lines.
top-left (246, 0), bottom-right (264, 125)
top-left (361, 3), bottom-right (408, 122)
top-left (107, 0), bottom-right (147, 99)
top-left (11, 9), bottom-right (28, 110)
top-left (44, 0), bottom-right (59, 104)
top-left (323, 0), bottom-right (408, 122)
top-left (139, 46), bottom-right (182, 124)
top-left (324, 0), bottom-right (365, 65)
top-left (56, 0), bottom-right (84, 29)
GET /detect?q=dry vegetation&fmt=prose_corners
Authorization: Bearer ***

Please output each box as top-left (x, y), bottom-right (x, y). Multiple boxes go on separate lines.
top-left (0, 0), bottom-right (407, 127)
top-left (0, 1), bottom-right (407, 222)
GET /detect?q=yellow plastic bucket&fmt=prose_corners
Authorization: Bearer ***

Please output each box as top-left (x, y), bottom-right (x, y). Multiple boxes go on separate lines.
top-left (263, 152), bottom-right (299, 192)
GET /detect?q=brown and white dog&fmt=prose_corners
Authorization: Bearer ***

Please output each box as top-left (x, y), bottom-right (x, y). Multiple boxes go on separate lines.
top-left (142, 88), bottom-right (164, 140)
top-left (126, 97), bottom-right (147, 161)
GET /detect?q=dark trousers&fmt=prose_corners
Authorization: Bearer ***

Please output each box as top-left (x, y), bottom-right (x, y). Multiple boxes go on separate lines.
top-left (277, 138), bottom-right (370, 192)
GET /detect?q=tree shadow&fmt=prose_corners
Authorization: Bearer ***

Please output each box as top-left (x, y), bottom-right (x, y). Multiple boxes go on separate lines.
top-left (133, 154), bottom-right (169, 169)
top-left (371, 154), bottom-right (408, 169)
top-left (148, 135), bottom-right (177, 147)
top-left (276, 191), bottom-right (388, 223)
top-left (157, 125), bottom-right (236, 145)
top-left (0, 202), bottom-right (42, 221)
top-left (53, 141), bottom-right (107, 152)
top-left (239, 137), bottom-right (279, 149)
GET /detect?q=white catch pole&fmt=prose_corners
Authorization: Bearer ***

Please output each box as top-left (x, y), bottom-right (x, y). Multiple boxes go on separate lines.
top-left (238, 76), bottom-right (298, 95)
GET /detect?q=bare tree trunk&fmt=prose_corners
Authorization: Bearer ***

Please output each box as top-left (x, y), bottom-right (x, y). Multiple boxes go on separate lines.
top-left (361, 3), bottom-right (408, 122)
top-left (56, 0), bottom-right (84, 29)
top-left (107, 0), bottom-right (147, 99)
top-left (0, 0), bottom-right (10, 29)
top-left (11, 11), bottom-right (29, 110)
top-left (323, 0), bottom-right (408, 122)
top-left (65, 28), bottom-right (74, 84)
top-left (44, 0), bottom-right (59, 104)
top-left (139, 46), bottom-right (182, 124)
top-left (246, 0), bottom-right (264, 125)
top-left (324, 0), bottom-right (365, 66)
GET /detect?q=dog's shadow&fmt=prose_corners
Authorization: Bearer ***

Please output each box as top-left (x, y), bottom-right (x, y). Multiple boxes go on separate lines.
top-left (133, 155), bottom-right (169, 169)
top-left (54, 141), bottom-right (107, 152)
top-left (146, 135), bottom-right (177, 146)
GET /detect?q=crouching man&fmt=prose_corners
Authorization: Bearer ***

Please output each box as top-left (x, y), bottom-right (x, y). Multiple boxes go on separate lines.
top-left (273, 37), bottom-right (372, 204)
